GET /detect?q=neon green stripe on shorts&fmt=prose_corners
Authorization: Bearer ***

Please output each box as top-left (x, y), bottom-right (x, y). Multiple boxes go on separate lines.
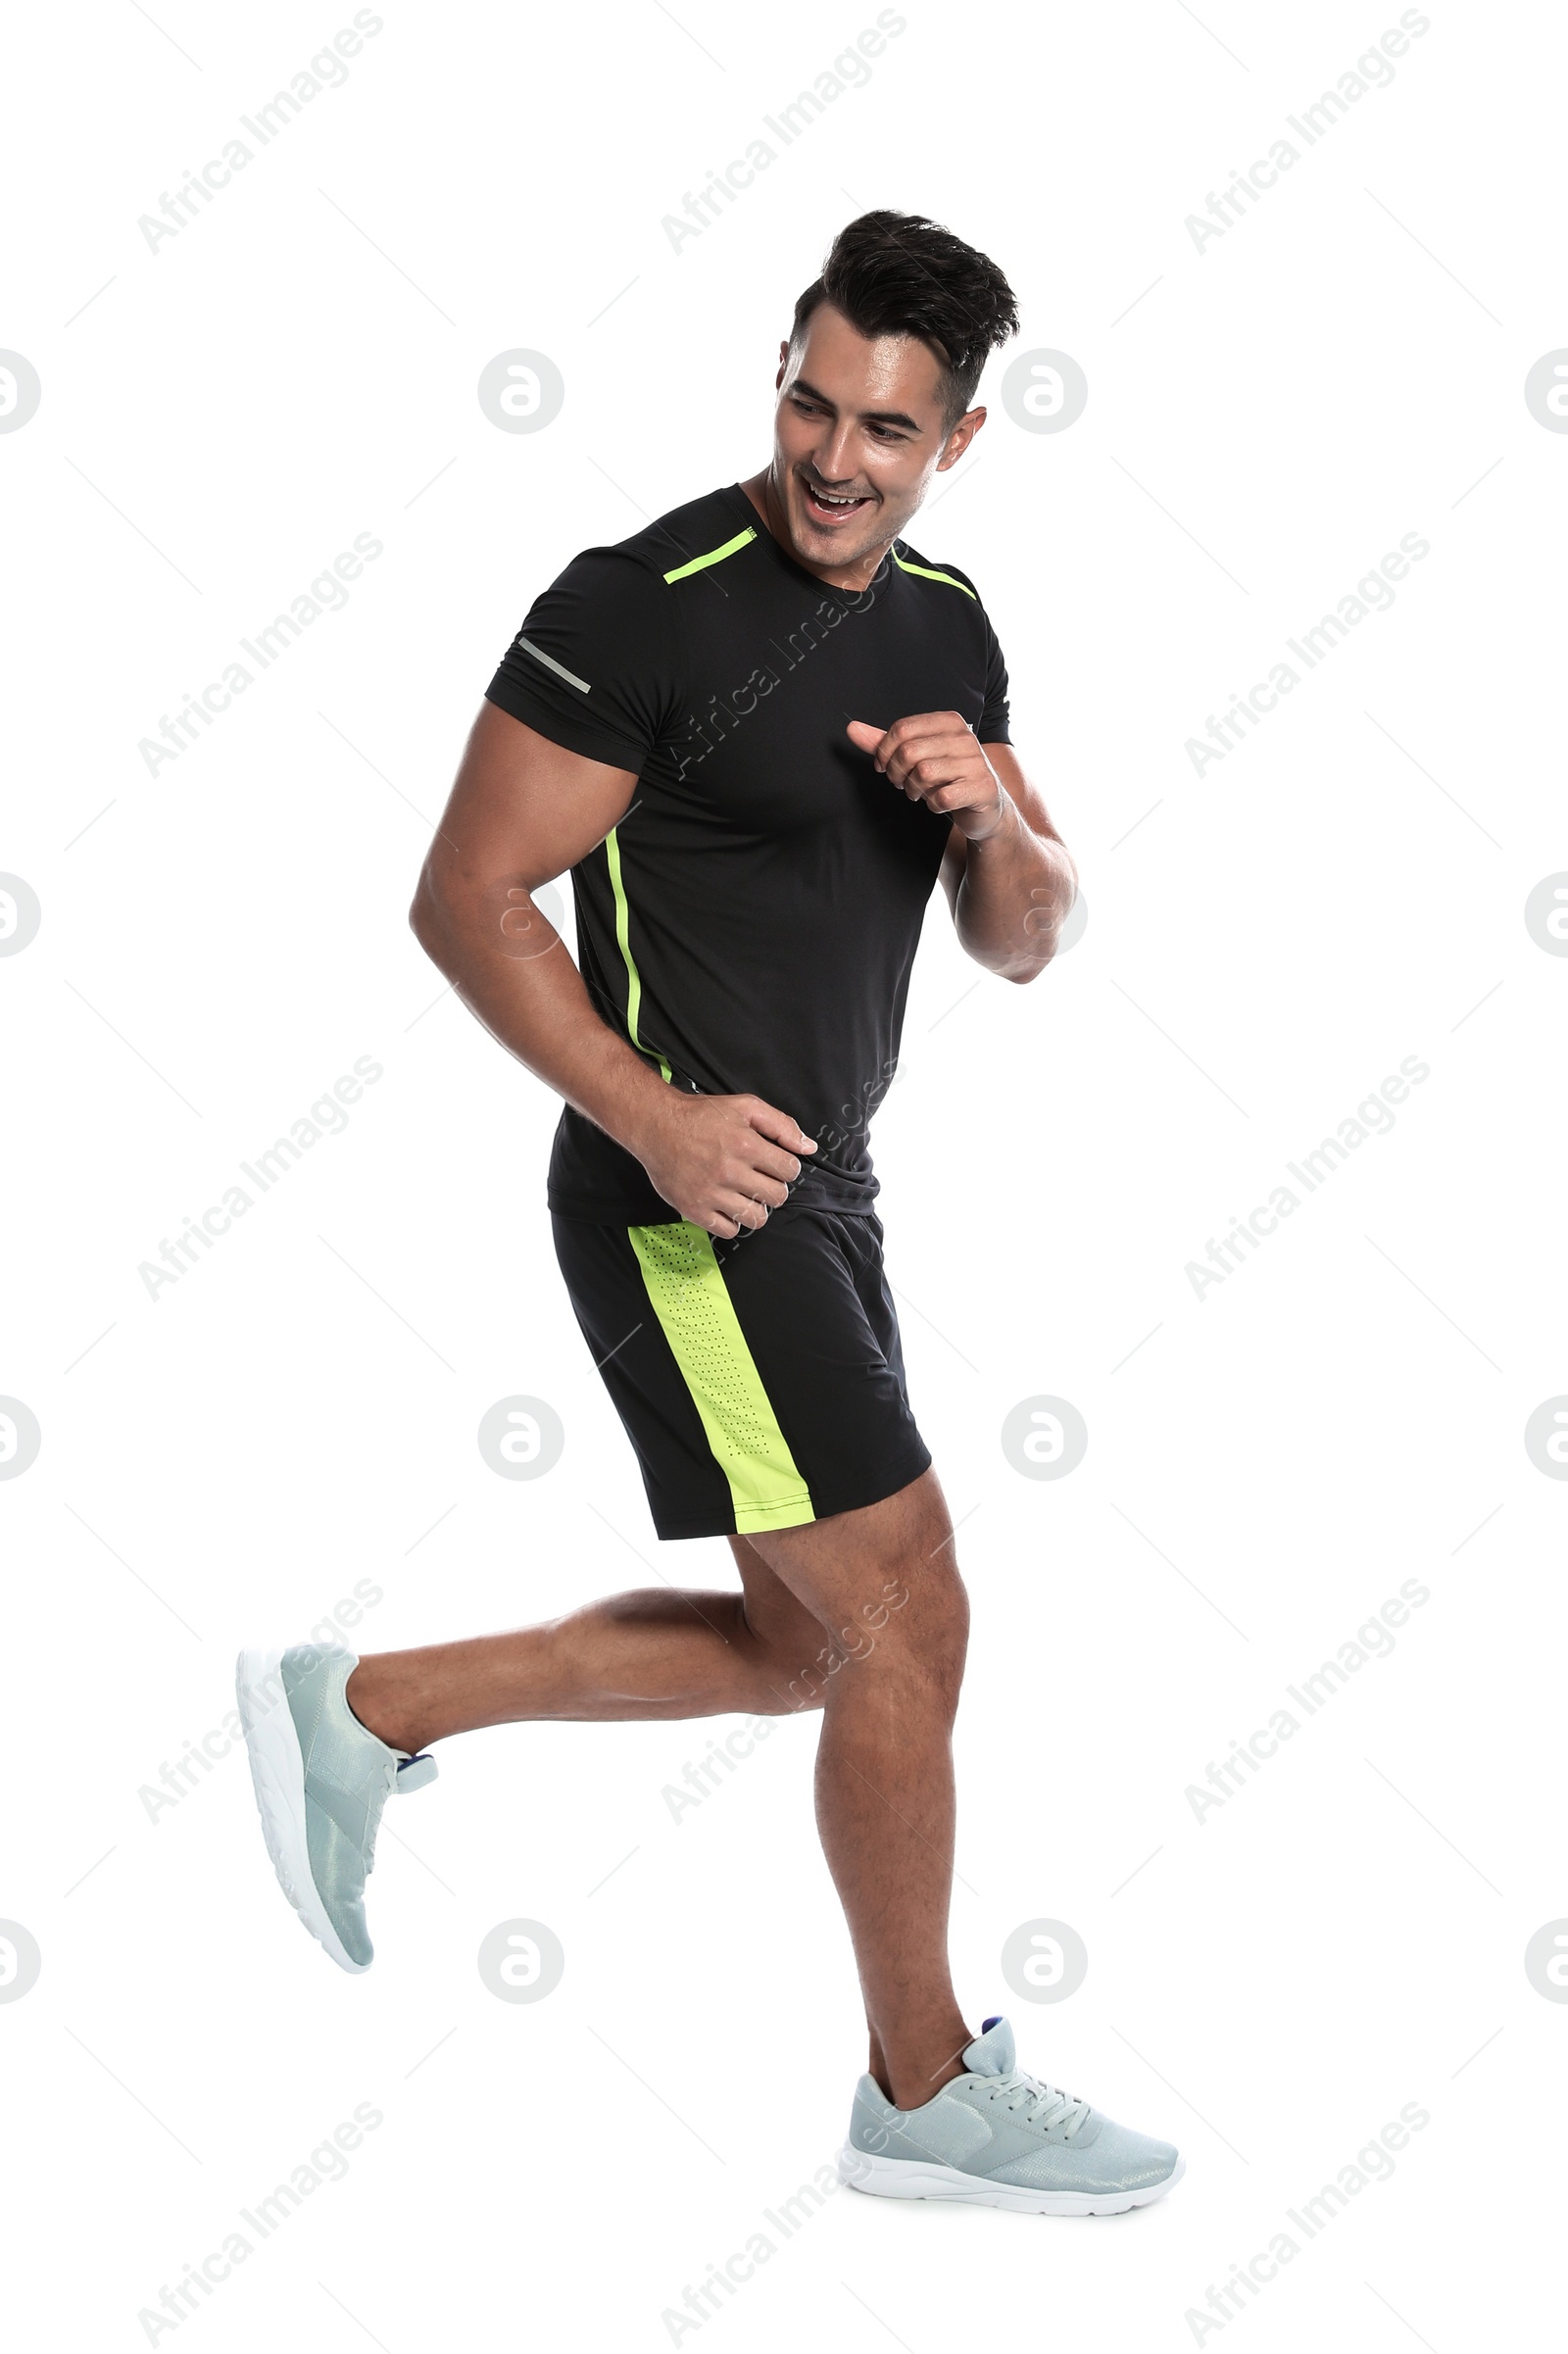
top-left (626, 1220), bottom-right (815, 1534)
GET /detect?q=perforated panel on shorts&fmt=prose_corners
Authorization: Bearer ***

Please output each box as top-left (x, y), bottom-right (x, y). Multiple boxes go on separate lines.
top-left (627, 1220), bottom-right (813, 1531)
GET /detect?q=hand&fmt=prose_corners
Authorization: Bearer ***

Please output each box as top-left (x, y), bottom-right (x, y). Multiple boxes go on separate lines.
top-left (630, 1090), bottom-right (817, 1239)
top-left (846, 711), bottom-right (1009, 842)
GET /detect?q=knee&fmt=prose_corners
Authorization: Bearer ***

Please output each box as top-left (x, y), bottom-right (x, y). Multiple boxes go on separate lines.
top-left (837, 1559), bottom-right (969, 1712)
top-left (743, 1500), bottom-right (973, 1716)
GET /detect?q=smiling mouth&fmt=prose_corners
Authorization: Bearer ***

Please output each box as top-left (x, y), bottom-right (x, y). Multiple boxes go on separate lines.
top-left (800, 476), bottom-right (874, 525)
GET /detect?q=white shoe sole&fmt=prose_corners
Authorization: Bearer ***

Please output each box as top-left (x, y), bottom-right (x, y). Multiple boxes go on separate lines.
top-left (839, 2144), bottom-right (1185, 2215)
top-left (235, 1647), bottom-right (366, 1975)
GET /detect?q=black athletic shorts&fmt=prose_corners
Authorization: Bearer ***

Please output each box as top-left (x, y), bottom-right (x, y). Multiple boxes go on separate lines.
top-left (551, 1203), bottom-right (932, 1542)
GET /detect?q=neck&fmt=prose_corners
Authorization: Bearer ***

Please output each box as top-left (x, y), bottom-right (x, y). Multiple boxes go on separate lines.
top-left (739, 466), bottom-right (894, 595)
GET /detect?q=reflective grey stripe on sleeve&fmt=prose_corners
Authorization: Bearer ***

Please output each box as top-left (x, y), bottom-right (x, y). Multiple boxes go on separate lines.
top-left (516, 634), bottom-right (590, 693)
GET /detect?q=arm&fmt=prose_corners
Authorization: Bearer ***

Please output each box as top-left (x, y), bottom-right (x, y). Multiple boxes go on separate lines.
top-left (844, 714), bottom-right (1076, 981)
top-left (412, 701), bottom-right (815, 1236)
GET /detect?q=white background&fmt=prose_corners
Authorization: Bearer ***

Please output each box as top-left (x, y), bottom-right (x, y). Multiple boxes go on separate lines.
top-left (4, 1), bottom-right (1565, 2345)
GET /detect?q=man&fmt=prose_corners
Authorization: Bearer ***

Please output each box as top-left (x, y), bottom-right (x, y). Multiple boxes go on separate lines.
top-left (238, 212), bottom-right (1183, 2216)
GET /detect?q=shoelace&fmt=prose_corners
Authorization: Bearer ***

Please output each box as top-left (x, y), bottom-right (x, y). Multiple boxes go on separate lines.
top-left (982, 2067), bottom-right (1090, 2136)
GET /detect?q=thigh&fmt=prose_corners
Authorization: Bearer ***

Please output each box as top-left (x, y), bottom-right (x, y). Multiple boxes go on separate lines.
top-left (725, 1534), bottom-right (840, 1677)
top-left (741, 1466), bottom-right (964, 1665)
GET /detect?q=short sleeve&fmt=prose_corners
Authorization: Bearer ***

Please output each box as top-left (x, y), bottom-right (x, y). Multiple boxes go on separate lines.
top-left (485, 547), bottom-right (684, 772)
top-left (979, 613), bottom-right (1012, 745)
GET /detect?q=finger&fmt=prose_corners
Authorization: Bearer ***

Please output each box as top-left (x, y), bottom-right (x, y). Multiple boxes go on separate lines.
top-left (882, 742), bottom-right (968, 790)
top-left (880, 710), bottom-right (962, 737)
top-left (746, 1099), bottom-right (818, 1152)
top-left (879, 729), bottom-right (974, 786)
top-left (743, 1140), bottom-right (806, 1184)
top-left (922, 778), bottom-right (1004, 820)
top-left (713, 1192), bottom-right (770, 1233)
top-left (875, 711), bottom-right (967, 763)
top-left (845, 719), bottom-right (887, 757)
top-left (722, 1167), bottom-right (790, 1209)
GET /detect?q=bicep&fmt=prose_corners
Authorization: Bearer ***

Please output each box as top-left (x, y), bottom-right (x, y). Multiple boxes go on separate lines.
top-left (420, 701), bottom-right (639, 911)
top-left (938, 742), bottom-right (1062, 910)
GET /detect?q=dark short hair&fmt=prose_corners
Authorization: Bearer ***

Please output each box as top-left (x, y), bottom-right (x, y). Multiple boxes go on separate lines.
top-left (790, 210), bottom-right (1020, 428)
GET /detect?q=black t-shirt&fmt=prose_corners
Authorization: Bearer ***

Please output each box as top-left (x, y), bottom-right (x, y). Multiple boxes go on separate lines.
top-left (484, 481), bottom-right (1012, 1223)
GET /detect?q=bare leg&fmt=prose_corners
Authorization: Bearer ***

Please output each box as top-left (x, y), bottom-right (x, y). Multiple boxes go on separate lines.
top-left (741, 1470), bottom-right (972, 2110)
top-left (345, 1550), bottom-right (829, 1750)
top-left (346, 1468), bottom-right (970, 2109)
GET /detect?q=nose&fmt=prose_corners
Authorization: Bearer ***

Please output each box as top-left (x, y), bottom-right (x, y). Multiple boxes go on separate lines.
top-left (811, 419), bottom-right (861, 486)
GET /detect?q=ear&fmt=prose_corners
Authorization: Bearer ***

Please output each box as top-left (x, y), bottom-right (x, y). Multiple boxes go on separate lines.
top-left (936, 407), bottom-right (987, 471)
top-left (775, 338), bottom-right (790, 390)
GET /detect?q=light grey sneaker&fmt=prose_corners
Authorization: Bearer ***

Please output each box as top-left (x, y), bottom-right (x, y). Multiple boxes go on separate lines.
top-left (839, 2016), bottom-right (1184, 2215)
top-left (235, 1643), bottom-right (436, 1973)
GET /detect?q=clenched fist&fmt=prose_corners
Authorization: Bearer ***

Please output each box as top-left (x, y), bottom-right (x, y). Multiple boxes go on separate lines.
top-left (631, 1089), bottom-right (818, 1239)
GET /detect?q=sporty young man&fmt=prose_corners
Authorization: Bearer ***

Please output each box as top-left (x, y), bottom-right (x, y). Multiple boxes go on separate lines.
top-left (238, 213), bottom-right (1183, 2215)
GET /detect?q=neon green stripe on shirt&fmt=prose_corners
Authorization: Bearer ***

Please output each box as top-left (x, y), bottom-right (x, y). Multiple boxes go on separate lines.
top-left (891, 551), bottom-right (977, 600)
top-left (604, 826), bottom-right (671, 1082)
top-left (662, 526), bottom-right (758, 584)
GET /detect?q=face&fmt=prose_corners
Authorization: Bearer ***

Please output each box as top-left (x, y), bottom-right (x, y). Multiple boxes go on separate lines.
top-left (769, 302), bottom-right (985, 576)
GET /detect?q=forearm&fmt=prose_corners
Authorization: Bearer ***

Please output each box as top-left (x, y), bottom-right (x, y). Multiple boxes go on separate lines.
top-left (411, 867), bottom-right (669, 1159)
top-left (954, 796), bottom-right (1077, 981)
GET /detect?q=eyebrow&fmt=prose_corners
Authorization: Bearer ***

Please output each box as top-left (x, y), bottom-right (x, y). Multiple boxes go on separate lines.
top-left (789, 375), bottom-right (924, 434)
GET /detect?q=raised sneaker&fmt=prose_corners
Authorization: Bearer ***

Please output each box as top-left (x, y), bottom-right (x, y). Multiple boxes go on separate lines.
top-left (235, 1642), bottom-right (435, 1973)
top-left (839, 2016), bottom-right (1184, 2215)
